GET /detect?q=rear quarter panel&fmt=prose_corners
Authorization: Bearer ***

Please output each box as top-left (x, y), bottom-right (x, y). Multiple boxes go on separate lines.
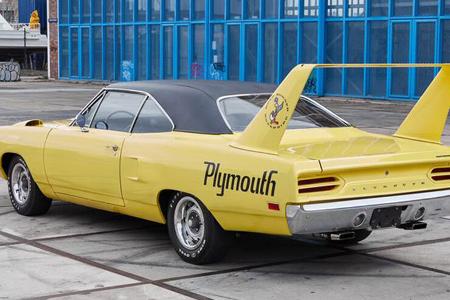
top-left (121, 132), bottom-right (317, 235)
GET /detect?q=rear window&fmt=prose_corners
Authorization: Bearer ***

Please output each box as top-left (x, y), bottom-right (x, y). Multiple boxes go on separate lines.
top-left (218, 94), bottom-right (350, 132)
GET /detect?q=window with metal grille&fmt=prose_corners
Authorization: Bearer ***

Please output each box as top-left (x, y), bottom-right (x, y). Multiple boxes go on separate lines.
top-left (327, 0), bottom-right (344, 17)
top-left (348, 0), bottom-right (365, 17)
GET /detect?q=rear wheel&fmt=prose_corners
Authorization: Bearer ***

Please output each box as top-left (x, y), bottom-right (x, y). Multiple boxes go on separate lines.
top-left (7, 156), bottom-right (52, 216)
top-left (167, 192), bottom-right (232, 264)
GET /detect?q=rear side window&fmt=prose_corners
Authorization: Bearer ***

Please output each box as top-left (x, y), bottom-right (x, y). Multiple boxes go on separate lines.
top-left (91, 92), bottom-right (145, 132)
top-left (218, 94), bottom-right (350, 132)
top-left (132, 99), bottom-right (173, 133)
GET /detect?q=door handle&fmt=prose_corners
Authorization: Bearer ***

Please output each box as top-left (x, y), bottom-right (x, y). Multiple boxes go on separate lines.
top-left (106, 145), bottom-right (119, 152)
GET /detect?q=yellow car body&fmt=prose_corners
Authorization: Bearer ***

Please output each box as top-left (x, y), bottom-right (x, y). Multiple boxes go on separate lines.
top-left (1, 64), bottom-right (450, 239)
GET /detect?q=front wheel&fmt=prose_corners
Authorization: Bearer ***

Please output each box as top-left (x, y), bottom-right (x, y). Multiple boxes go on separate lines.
top-left (167, 193), bottom-right (232, 264)
top-left (7, 156), bottom-right (52, 216)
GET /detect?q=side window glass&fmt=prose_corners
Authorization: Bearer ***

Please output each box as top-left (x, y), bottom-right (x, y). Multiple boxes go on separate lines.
top-left (91, 92), bottom-right (145, 132)
top-left (82, 98), bottom-right (101, 127)
top-left (132, 99), bottom-right (173, 133)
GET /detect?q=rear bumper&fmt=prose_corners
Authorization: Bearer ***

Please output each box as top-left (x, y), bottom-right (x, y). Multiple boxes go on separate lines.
top-left (286, 189), bottom-right (450, 235)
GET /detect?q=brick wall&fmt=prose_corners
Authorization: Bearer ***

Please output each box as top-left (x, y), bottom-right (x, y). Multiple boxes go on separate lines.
top-left (48, 0), bottom-right (58, 79)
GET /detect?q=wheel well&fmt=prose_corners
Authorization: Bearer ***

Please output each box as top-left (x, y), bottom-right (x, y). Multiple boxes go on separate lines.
top-left (1, 153), bottom-right (17, 176)
top-left (158, 189), bottom-right (178, 220)
top-left (159, 190), bottom-right (226, 230)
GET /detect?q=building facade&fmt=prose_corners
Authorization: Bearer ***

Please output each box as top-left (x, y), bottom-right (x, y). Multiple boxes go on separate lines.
top-left (19, 0), bottom-right (48, 34)
top-left (55, 0), bottom-right (450, 100)
top-left (0, 0), bottom-right (18, 23)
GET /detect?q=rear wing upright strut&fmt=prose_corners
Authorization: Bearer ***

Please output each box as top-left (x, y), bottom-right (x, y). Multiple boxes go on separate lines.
top-left (231, 64), bottom-right (450, 154)
top-left (395, 65), bottom-right (450, 144)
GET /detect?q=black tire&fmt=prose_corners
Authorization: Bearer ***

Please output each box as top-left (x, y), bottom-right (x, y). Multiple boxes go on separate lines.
top-left (330, 229), bottom-right (372, 245)
top-left (167, 192), bottom-right (233, 264)
top-left (7, 156), bottom-right (52, 216)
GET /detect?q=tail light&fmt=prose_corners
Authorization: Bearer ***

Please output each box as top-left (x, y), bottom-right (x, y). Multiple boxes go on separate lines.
top-left (430, 167), bottom-right (450, 181)
top-left (298, 176), bottom-right (341, 194)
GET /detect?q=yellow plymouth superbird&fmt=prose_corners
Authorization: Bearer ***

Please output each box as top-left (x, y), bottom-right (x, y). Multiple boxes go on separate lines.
top-left (1, 64), bottom-right (450, 264)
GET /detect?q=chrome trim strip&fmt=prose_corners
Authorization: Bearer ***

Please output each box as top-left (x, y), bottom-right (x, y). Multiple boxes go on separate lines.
top-left (87, 91), bottom-right (107, 129)
top-left (104, 87), bottom-right (152, 96)
top-left (302, 189), bottom-right (450, 212)
top-left (69, 89), bottom-right (105, 127)
top-left (129, 95), bottom-right (149, 133)
top-left (305, 96), bottom-right (352, 127)
top-left (145, 93), bottom-right (176, 132)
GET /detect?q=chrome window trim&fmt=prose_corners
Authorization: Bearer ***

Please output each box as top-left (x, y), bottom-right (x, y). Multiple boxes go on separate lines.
top-left (146, 92), bottom-right (176, 132)
top-left (71, 88), bottom-right (175, 133)
top-left (88, 91), bottom-right (108, 129)
top-left (69, 89), bottom-right (106, 127)
top-left (216, 93), bottom-right (351, 133)
top-left (129, 95), bottom-right (150, 133)
top-left (104, 88), bottom-right (175, 133)
top-left (307, 97), bottom-right (351, 127)
top-left (216, 93), bottom-right (273, 132)
top-left (90, 89), bottom-right (146, 132)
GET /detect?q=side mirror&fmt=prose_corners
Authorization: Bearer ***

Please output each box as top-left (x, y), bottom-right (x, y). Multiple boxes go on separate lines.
top-left (75, 114), bottom-right (88, 132)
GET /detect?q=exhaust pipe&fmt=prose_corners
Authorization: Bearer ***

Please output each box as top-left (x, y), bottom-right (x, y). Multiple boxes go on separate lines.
top-left (398, 221), bottom-right (428, 230)
top-left (329, 232), bottom-right (356, 241)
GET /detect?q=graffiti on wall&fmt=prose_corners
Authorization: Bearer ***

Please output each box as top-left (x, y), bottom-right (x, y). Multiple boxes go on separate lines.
top-left (121, 61), bottom-right (134, 81)
top-left (304, 76), bottom-right (317, 94)
top-left (0, 62), bottom-right (21, 82)
top-left (209, 63), bottom-right (225, 80)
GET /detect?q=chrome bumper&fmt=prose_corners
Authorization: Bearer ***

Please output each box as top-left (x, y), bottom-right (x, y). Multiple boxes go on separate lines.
top-left (286, 189), bottom-right (450, 235)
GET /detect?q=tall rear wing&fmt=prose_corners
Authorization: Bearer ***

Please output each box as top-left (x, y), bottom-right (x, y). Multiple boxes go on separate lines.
top-left (231, 64), bottom-right (450, 154)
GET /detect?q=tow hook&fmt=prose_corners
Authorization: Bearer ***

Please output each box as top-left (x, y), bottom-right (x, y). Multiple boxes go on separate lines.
top-left (398, 221), bottom-right (428, 230)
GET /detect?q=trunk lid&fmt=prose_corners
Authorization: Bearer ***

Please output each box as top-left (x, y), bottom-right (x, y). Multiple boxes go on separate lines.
top-left (281, 127), bottom-right (449, 165)
top-left (280, 128), bottom-right (450, 203)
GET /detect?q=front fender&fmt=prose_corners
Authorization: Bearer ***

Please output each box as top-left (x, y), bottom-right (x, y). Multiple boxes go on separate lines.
top-left (0, 126), bottom-right (55, 198)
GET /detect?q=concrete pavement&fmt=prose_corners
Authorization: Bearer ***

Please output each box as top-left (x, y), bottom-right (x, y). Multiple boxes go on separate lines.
top-left (0, 80), bottom-right (449, 299)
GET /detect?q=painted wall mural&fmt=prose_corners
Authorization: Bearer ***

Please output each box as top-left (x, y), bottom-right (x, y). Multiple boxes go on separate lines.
top-left (0, 62), bottom-right (21, 82)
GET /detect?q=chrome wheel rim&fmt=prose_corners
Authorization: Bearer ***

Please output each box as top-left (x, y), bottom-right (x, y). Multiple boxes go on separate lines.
top-left (10, 163), bottom-right (31, 205)
top-left (174, 196), bottom-right (205, 250)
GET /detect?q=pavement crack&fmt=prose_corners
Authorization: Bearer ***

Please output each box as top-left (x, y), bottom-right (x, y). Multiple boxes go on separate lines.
top-left (358, 252), bottom-right (450, 276)
top-left (0, 210), bottom-right (14, 217)
top-left (0, 230), bottom-right (213, 300)
top-left (23, 283), bottom-right (146, 300)
top-left (361, 237), bottom-right (450, 253)
top-left (31, 226), bottom-right (151, 243)
top-left (0, 230), bottom-right (151, 282)
top-left (158, 251), bottom-right (349, 283)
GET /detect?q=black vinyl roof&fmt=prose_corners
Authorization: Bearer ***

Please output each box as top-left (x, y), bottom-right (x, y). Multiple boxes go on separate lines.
top-left (108, 80), bottom-right (276, 134)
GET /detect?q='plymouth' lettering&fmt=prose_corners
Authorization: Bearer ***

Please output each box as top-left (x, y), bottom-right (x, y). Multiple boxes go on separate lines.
top-left (203, 161), bottom-right (277, 197)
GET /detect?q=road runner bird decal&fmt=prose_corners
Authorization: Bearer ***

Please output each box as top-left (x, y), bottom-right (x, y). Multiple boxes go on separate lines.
top-left (269, 97), bottom-right (284, 126)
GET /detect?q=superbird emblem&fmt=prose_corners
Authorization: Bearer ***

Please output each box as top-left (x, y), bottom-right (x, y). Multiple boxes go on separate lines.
top-left (264, 94), bottom-right (289, 129)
